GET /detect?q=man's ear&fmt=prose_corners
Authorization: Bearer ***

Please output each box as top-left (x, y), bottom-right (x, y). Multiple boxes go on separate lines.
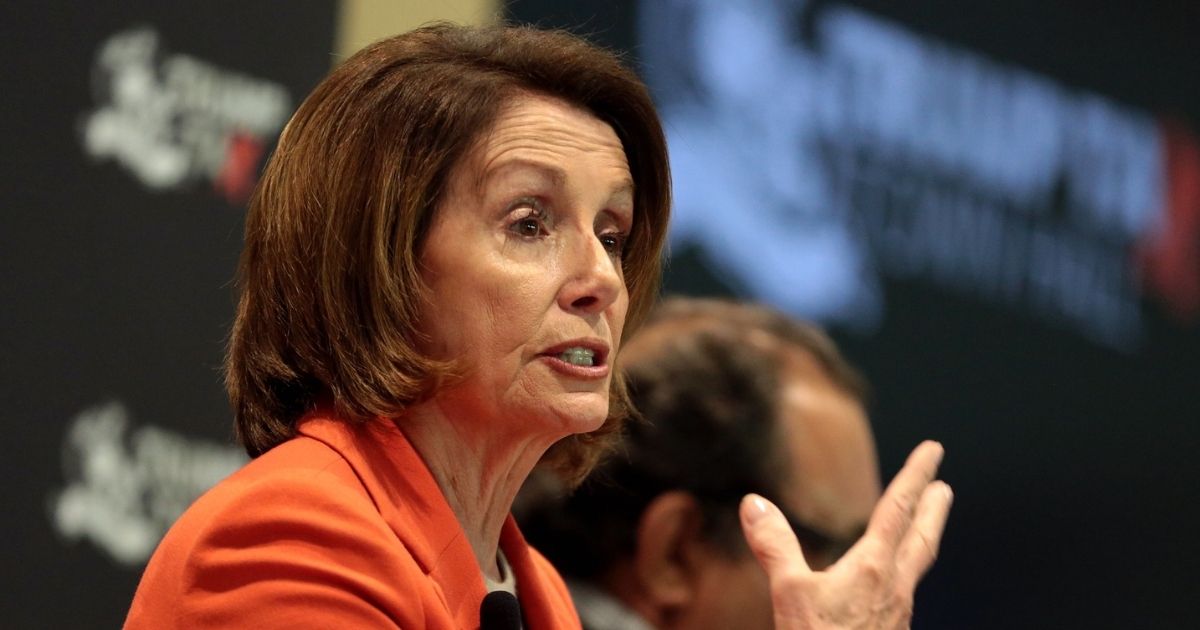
top-left (630, 490), bottom-right (707, 609)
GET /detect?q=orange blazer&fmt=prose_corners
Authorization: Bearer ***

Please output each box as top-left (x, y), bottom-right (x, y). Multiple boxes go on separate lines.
top-left (125, 413), bottom-right (581, 629)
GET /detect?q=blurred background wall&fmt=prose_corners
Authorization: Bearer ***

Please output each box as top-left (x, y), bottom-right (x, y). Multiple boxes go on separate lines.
top-left (0, 2), bottom-right (496, 626)
top-left (1, 1), bottom-right (1196, 628)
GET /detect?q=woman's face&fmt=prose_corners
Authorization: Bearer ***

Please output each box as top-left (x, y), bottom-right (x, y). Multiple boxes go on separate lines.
top-left (418, 92), bottom-right (633, 439)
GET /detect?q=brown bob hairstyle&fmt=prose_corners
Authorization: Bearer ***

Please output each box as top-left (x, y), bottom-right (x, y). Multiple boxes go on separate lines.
top-left (225, 23), bottom-right (671, 482)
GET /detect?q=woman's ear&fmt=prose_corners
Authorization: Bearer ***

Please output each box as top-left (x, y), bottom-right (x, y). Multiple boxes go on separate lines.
top-left (630, 490), bottom-right (707, 610)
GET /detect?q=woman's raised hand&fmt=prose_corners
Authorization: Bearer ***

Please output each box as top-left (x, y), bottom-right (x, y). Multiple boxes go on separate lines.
top-left (740, 441), bottom-right (952, 629)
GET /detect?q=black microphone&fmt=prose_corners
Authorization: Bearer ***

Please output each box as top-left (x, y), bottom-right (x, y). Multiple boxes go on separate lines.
top-left (480, 591), bottom-right (523, 630)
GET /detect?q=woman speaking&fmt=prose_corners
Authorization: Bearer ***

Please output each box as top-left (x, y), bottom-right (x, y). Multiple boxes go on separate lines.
top-left (125, 24), bottom-right (951, 629)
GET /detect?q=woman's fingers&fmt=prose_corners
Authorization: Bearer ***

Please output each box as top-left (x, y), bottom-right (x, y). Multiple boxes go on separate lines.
top-left (860, 441), bottom-right (944, 554)
top-left (741, 443), bottom-right (952, 630)
top-left (740, 493), bottom-right (812, 579)
top-left (895, 480), bottom-right (953, 591)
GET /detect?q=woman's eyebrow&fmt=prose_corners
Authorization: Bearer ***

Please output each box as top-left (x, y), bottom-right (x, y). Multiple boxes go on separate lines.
top-left (476, 158), bottom-right (565, 193)
top-left (478, 157), bottom-right (635, 200)
top-left (608, 183), bottom-right (635, 206)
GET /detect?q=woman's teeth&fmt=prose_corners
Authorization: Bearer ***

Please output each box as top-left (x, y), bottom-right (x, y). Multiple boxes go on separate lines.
top-left (558, 347), bottom-right (596, 366)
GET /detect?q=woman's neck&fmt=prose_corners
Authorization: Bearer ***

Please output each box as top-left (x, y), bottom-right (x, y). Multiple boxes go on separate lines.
top-left (396, 399), bottom-right (561, 582)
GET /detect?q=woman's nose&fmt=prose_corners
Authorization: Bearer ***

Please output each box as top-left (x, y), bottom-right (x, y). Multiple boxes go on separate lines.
top-left (559, 231), bottom-right (623, 315)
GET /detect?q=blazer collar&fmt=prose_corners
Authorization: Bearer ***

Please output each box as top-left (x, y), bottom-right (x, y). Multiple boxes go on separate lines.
top-left (296, 411), bottom-right (576, 628)
top-left (298, 412), bottom-right (486, 627)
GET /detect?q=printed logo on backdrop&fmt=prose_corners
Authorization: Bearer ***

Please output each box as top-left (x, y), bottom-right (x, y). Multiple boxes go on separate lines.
top-left (641, 0), bottom-right (1200, 350)
top-left (81, 26), bottom-right (292, 204)
top-left (50, 401), bottom-right (246, 565)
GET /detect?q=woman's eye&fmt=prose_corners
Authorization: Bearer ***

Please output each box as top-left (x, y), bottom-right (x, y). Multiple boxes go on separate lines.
top-left (513, 217), bottom-right (544, 237)
top-left (507, 200), bottom-right (549, 239)
top-left (600, 232), bottom-right (628, 257)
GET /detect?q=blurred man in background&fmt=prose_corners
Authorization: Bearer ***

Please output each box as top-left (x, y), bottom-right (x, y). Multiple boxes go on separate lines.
top-left (517, 297), bottom-right (883, 630)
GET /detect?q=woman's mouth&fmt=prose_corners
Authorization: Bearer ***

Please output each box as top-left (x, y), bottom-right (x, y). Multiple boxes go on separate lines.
top-left (539, 340), bottom-right (610, 379)
top-left (557, 347), bottom-right (596, 366)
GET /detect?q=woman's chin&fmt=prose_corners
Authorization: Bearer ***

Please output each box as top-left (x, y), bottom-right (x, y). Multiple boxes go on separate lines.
top-left (544, 396), bottom-right (609, 436)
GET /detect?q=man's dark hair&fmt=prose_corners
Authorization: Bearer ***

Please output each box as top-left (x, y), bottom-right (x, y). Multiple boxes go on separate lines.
top-left (516, 297), bottom-right (867, 580)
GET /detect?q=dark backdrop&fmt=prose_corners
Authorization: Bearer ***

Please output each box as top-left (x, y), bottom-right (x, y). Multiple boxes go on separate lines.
top-left (0, 3), bottom-right (335, 627)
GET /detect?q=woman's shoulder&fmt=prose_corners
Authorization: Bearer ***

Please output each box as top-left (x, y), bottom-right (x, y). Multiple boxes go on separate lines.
top-left (142, 434), bottom-right (399, 576)
top-left (157, 431), bottom-right (411, 564)
top-left (220, 432), bottom-right (366, 496)
top-left (126, 434), bottom-right (429, 628)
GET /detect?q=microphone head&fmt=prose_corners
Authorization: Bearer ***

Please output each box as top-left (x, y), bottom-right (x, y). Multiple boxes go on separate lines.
top-left (480, 590), bottom-right (522, 630)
